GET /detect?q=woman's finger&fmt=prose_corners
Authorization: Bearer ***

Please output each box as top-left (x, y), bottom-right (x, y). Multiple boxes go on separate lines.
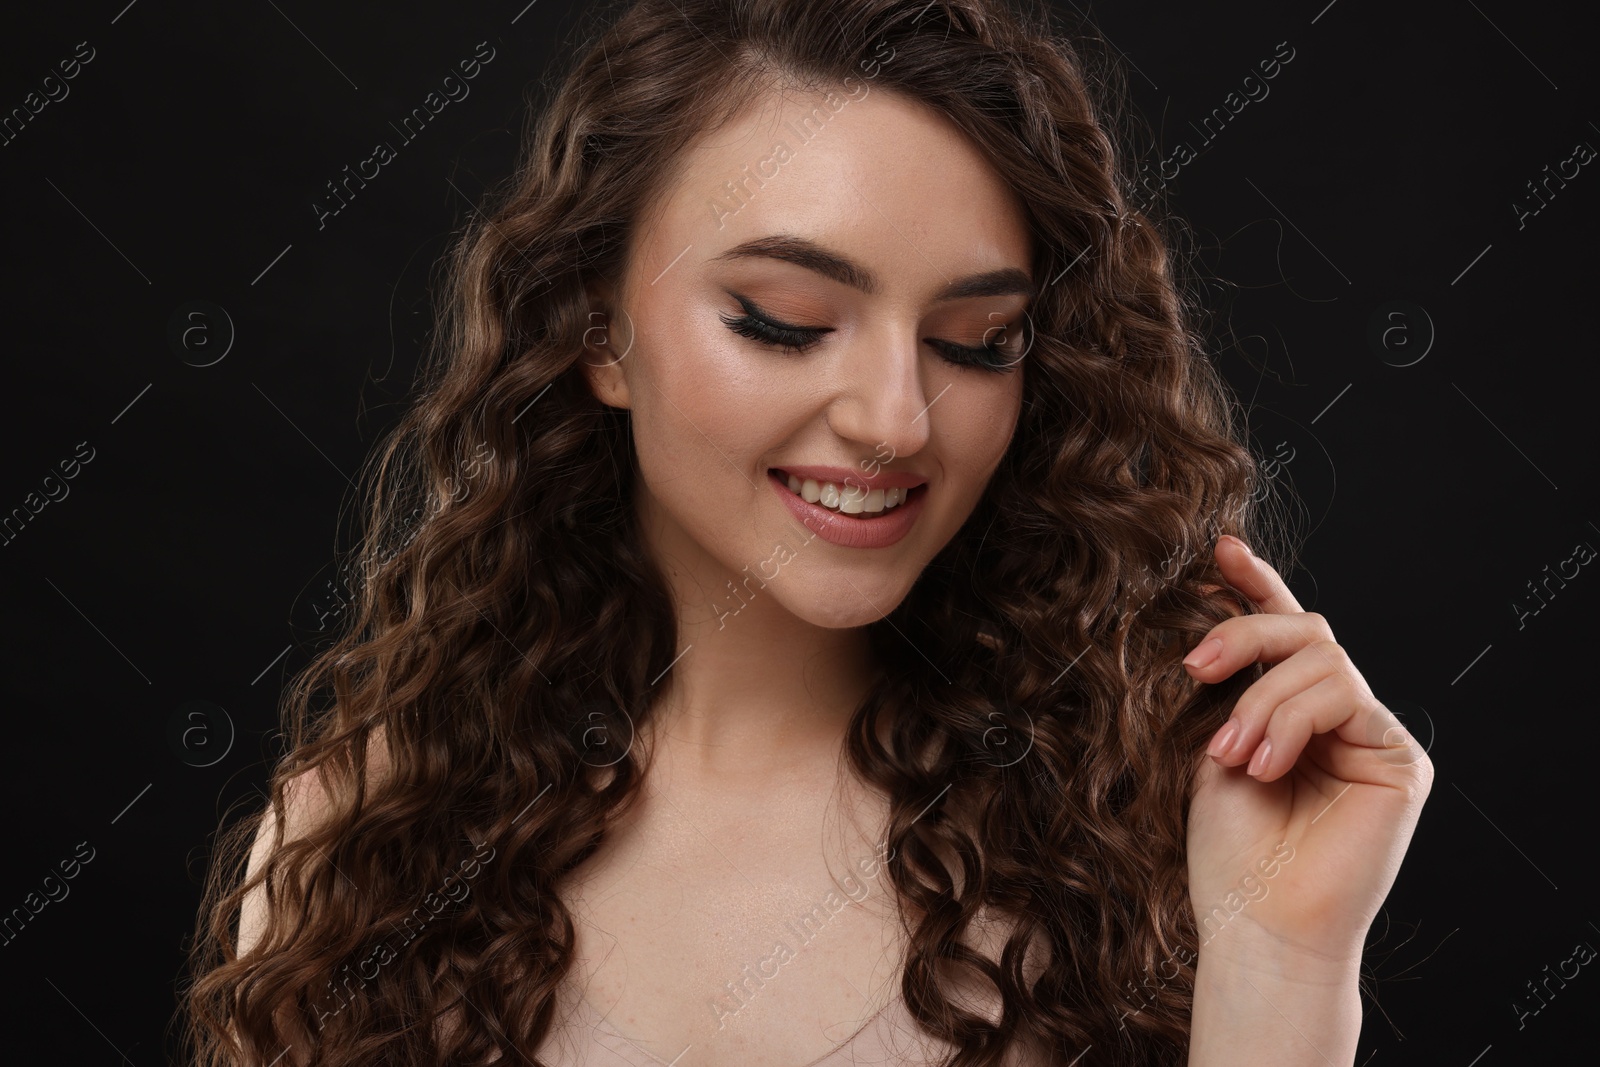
top-left (1295, 729), bottom-right (1435, 797)
top-left (1215, 535), bottom-right (1303, 616)
top-left (1203, 643), bottom-right (1408, 783)
top-left (1183, 611), bottom-right (1338, 680)
top-left (1204, 638), bottom-right (1350, 768)
top-left (1247, 671), bottom-right (1375, 781)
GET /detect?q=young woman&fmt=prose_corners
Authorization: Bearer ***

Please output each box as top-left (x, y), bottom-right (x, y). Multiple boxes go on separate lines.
top-left (183, 1), bottom-right (1432, 1064)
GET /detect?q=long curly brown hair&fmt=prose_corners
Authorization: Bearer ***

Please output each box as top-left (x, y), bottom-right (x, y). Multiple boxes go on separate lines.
top-left (181, 0), bottom-right (1287, 1064)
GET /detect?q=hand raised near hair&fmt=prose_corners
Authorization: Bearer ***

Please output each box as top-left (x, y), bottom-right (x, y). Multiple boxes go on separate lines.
top-left (1181, 536), bottom-right (1433, 968)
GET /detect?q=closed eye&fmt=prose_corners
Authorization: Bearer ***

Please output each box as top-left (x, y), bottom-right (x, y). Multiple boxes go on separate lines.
top-left (719, 293), bottom-right (1024, 372)
top-left (719, 295), bottom-right (831, 354)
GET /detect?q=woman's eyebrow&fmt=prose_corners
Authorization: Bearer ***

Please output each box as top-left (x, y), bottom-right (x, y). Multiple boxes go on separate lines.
top-left (711, 233), bottom-right (1036, 303)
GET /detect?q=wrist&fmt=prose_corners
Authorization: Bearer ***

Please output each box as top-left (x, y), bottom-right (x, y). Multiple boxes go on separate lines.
top-left (1189, 927), bottom-right (1363, 1067)
top-left (1195, 912), bottom-right (1365, 982)
top-left (1195, 935), bottom-right (1362, 993)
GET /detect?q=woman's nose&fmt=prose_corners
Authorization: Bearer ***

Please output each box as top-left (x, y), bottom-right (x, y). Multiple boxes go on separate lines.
top-left (824, 325), bottom-right (935, 461)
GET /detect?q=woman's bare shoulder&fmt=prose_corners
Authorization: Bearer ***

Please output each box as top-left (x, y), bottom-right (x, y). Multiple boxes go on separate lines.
top-left (235, 725), bottom-right (392, 957)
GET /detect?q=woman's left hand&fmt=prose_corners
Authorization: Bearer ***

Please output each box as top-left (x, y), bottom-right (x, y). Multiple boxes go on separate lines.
top-left (1182, 535), bottom-right (1434, 967)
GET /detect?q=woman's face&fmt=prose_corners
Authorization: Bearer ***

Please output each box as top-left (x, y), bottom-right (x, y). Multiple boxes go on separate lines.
top-left (584, 82), bottom-right (1034, 630)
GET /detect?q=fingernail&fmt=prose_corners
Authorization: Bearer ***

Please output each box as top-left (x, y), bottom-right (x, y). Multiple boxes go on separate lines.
top-left (1247, 738), bottom-right (1272, 776)
top-left (1183, 637), bottom-right (1223, 669)
top-left (1226, 535), bottom-right (1254, 557)
top-left (1207, 720), bottom-right (1238, 757)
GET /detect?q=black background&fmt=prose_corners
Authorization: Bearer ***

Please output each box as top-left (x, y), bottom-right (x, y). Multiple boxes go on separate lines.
top-left (1, 1), bottom-right (1593, 1063)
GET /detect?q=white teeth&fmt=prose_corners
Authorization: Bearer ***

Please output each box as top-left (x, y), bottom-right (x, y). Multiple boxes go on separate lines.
top-left (775, 471), bottom-right (914, 516)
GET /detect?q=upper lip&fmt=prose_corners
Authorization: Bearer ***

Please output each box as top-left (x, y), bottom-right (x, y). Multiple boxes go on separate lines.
top-left (768, 464), bottom-right (928, 491)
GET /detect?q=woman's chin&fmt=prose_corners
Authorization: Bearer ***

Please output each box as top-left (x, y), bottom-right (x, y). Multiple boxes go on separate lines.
top-left (783, 585), bottom-right (913, 630)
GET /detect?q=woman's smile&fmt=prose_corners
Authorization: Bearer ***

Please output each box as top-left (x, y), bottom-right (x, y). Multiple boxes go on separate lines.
top-left (194, 3), bottom-right (1433, 1065)
top-left (580, 83), bottom-right (1030, 629)
top-left (765, 465), bottom-right (930, 549)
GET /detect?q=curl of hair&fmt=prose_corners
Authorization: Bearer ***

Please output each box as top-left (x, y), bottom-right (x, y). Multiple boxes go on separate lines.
top-left (182, 1), bottom-right (1290, 1064)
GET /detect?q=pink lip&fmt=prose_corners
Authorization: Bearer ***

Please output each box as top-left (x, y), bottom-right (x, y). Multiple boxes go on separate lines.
top-left (768, 464), bottom-right (927, 492)
top-left (768, 469), bottom-right (927, 549)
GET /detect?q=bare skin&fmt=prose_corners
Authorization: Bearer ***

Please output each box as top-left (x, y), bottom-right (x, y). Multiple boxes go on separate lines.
top-left (237, 79), bottom-right (1035, 1067)
top-left (566, 70), bottom-right (1434, 1064)
top-left (239, 72), bottom-right (1431, 1067)
top-left (542, 746), bottom-right (920, 1065)
top-left (561, 79), bottom-right (1034, 1065)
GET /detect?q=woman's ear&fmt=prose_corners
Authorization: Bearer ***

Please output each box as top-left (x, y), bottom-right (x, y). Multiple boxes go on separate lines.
top-left (579, 276), bottom-right (632, 410)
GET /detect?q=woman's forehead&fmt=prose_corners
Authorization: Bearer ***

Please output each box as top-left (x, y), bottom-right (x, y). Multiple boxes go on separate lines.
top-left (631, 83), bottom-right (1033, 297)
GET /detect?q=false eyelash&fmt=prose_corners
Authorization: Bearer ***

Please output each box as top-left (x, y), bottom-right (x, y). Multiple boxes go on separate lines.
top-left (927, 335), bottom-right (1018, 371)
top-left (719, 311), bottom-right (827, 355)
top-left (720, 293), bottom-right (1022, 372)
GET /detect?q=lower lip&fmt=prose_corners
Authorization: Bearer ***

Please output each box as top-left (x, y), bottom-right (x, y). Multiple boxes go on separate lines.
top-left (767, 470), bottom-right (928, 549)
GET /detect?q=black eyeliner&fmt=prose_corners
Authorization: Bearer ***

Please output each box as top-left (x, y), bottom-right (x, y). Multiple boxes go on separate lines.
top-left (720, 291), bottom-right (1022, 372)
